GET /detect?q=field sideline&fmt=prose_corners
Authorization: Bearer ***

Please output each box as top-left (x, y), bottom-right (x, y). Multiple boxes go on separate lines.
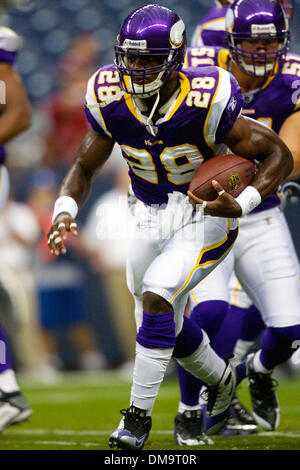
top-left (1, 370), bottom-right (300, 451)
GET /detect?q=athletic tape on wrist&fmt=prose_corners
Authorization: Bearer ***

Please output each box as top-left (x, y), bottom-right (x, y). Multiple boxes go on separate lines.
top-left (235, 186), bottom-right (262, 217)
top-left (52, 196), bottom-right (78, 224)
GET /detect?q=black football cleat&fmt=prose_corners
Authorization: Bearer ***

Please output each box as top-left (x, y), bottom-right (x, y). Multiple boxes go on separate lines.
top-left (174, 409), bottom-right (213, 446)
top-left (247, 354), bottom-right (280, 431)
top-left (109, 405), bottom-right (152, 450)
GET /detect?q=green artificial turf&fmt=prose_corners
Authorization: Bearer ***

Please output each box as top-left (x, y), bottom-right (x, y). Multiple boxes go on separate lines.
top-left (1, 371), bottom-right (300, 451)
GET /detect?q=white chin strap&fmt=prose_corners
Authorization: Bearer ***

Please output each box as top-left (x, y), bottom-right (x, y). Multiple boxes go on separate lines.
top-left (126, 49), bottom-right (174, 98)
top-left (128, 70), bottom-right (165, 98)
top-left (240, 57), bottom-right (274, 76)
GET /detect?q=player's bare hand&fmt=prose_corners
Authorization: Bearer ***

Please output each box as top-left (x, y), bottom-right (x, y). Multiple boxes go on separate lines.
top-left (188, 180), bottom-right (242, 218)
top-left (47, 212), bottom-right (78, 256)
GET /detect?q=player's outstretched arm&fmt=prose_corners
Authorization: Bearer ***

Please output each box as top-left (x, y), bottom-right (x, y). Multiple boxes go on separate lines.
top-left (0, 63), bottom-right (32, 143)
top-left (48, 129), bottom-right (114, 256)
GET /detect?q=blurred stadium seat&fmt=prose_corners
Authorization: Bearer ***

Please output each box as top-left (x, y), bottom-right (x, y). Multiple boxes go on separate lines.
top-left (0, 1), bottom-right (219, 99)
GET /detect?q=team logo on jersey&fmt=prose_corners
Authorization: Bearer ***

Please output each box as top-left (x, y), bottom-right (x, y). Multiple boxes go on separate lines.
top-left (145, 139), bottom-right (164, 146)
top-left (227, 96), bottom-right (237, 113)
top-left (227, 173), bottom-right (242, 191)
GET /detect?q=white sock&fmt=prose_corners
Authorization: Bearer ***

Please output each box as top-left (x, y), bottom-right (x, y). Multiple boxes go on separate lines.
top-left (0, 369), bottom-right (20, 393)
top-left (178, 402), bottom-right (201, 414)
top-left (234, 339), bottom-right (254, 362)
top-left (177, 331), bottom-right (225, 385)
top-left (130, 342), bottom-right (173, 415)
top-left (253, 351), bottom-right (272, 374)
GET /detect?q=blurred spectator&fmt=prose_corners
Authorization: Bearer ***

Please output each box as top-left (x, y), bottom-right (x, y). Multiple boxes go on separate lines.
top-left (41, 33), bottom-right (101, 173)
top-left (0, 191), bottom-right (51, 376)
top-left (81, 165), bottom-right (136, 368)
top-left (28, 168), bottom-right (106, 372)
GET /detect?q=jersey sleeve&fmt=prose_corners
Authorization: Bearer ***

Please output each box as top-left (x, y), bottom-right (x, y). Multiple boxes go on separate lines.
top-left (0, 27), bottom-right (21, 64)
top-left (206, 67), bottom-right (243, 145)
top-left (281, 54), bottom-right (300, 116)
top-left (84, 69), bottom-right (112, 138)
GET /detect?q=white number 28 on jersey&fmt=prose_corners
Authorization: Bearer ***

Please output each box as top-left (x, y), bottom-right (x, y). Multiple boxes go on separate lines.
top-left (121, 144), bottom-right (204, 185)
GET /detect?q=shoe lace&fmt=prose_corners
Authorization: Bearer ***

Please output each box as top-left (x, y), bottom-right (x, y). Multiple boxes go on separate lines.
top-left (183, 410), bottom-right (203, 436)
top-left (207, 386), bottom-right (219, 413)
top-left (120, 405), bottom-right (148, 436)
top-left (0, 391), bottom-right (27, 410)
top-left (199, 388), bottom-right (208, 403)
top-left (250, 373), bottom-right (279, 407)
top-left (231, 396), bottom-right (252, 418)
top-left (206, 370), bottom-right (233, 413)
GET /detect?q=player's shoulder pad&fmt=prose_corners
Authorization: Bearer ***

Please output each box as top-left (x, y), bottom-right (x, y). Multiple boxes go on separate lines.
top-left (183, 63), bottom-right (220, 79)
top-left (0, 26), bottom-right (21, 53)
top-left (279, 52), bottom-right (300, 83)
top-left (86, 63), bottom-right (124, 109)
top-left (285, 52), bottom-right (300, 64)
top-left (184, 46), bottom-right (229, 70)
top-left (183, 65), bottom-right (241, 114)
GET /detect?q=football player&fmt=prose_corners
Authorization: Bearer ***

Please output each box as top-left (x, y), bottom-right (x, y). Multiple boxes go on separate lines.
top-left (47, 4), bottom-right (292, 450)
top-left (190, 0), bottom-right (297, 437)
top-left (192, 0), bottom-right (294, 48)
top-left (177, 0), bottom-right (300, 444)
top-left (0, 26), bottom-right (32, 431)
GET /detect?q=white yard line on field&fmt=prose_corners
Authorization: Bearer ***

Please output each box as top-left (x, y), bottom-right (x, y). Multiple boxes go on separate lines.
top-left (0, 440), bottom-right (101, 447)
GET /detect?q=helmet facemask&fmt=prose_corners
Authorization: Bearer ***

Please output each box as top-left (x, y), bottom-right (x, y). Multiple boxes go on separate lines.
top-left (228, 31), bottom-right (290, 77)
top-left (114, 44), bottom-right (182, 98)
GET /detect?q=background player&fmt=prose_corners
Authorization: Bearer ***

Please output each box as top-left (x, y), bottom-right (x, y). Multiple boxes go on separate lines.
top-left (190, 0), bottom-right (298, 434)
top-left (192, 0), bottom-right (294, 48)
top-left (47, 4), bottom-right (292, 450)
top-left (177, 0), bottom-right (300, 444)
top-left (0, 25), bottom-right (32, 431)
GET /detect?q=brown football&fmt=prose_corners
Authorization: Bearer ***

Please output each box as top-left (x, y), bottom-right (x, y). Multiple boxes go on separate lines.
top-left (189, 154), bottom-right (255, 201)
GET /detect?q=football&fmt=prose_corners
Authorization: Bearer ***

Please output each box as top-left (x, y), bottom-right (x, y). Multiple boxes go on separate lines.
top-left (189, 154), bottom-right (256, 201)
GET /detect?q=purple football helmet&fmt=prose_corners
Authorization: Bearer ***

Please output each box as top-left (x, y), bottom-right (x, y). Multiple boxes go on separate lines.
top-left (114, 4), bottom-right (186, 98)
top-left (226, 0), bottom-right (290, 77)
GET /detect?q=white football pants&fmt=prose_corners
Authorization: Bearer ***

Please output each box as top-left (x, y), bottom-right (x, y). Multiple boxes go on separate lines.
top-left (190, 207), bottom-right (300, 327)
top-left (126, 193), bottom-right (238, 335)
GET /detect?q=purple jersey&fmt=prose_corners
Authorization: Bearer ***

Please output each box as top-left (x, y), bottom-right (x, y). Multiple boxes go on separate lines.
top-left (85, 64), bottom-right (243, 206)
top-left (186, 46), bottom-right (300, 213)
top-left (191, 6), bottom-right (228, 48)
top-left (0, 27), bottom-right (20, 164)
